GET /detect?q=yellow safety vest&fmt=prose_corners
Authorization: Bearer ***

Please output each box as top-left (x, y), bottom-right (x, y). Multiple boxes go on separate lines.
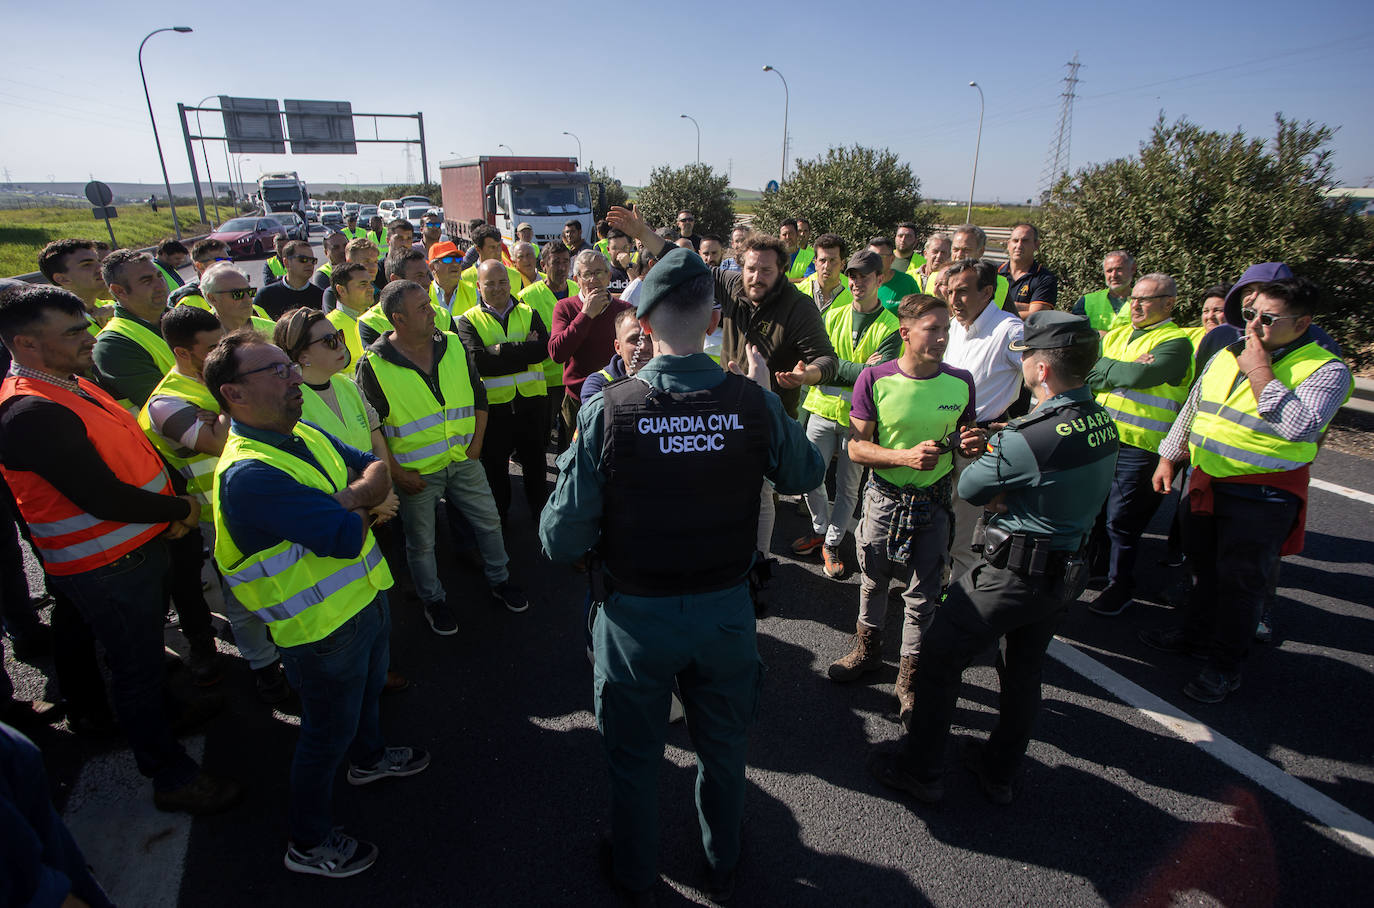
top-left (786, 246), bottom-right (815, 281)
top-left (795, 274), bottom-right (852, 311)
top-left (367, 230), bottom-right (387, 250)
top-left (803, 303), bottom-right (900, 424)
top-left (1083, 289), bottom-right (1131, 333)
top-left (359, 301), bottom-right (452, 338)
top-left (363, 333), bottom-right (478, 474)
top-left (904, 254), bottom-right (928, 280)
top-left (266, 257), bottom-right (286, 278)
top-left (326, 306), bottom-right (365, 364)
top-left (154, 262), bottom-right (181, 292)
top-left (137, 369), bottom-right (219, 516)
top-left (177, 294), bottom-right (271, 322)
top-left (1189, 342), bottom-right (1347, 477)
top-left (460, 303), bottom-right (546, 404)
top-left (98, 316), bottom-right (175, 413)
top-left (1095, 321), bottom-right (1194, 451)
top-left (212, 422), bottom-right (392, 647)
top-left (518, 279), bottom-right (578, 389)
top-left (301, 372), bottom-right (371, 452)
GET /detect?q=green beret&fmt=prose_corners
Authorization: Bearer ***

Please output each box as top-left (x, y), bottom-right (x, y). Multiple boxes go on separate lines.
top-left (637, 246), bottom-right (710, 318)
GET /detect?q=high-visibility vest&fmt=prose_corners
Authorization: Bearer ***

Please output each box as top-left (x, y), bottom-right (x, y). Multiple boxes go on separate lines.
top-left (267, 256), bottom-right (287, 278)
top-left (301, 372), bottom-right (371, 452)
top-left (904, 254), bottom-right (928, 279)
top-left (363, 333), bottom-right (478, 474)
top-left (367, 230), bottom-right (387, 250)
top-left (1183, 325), bottom-right (1209, 348)
top-left (803, 303), bottom-right (899, 424)
top-left (795, 274), bottom-right (852, 311)
top-left (460, 303), bottom-right (546, 404)
top-left (518, 279), bottom-right (577, 389)
top-left (430, 282), bottom-right (473, 324)
top-left (154, 262), bottom-right (181, 291)
top-left (0, 375), bottom-right (172, 575)
top-left (211, 422), bottom-right (392, 647)
top-left (786, 246), bottom-right (815, 281)
top-left (318, 261), bottom-right (335, 278)
top-left (594, 238), bottom-right (610, 258)
top-left (994, 274), bottom-right (1011, 312)
top-left (137, 369), bottom-right (219, 516)
top-left (359, 300), bottom-right (452, 338)
top-left (1189, 342), bottom-right (1348, 477)
top-left (342, 227), bottom-right (368, 243)
top-left (326, 306), bottom-right (364, 364)
top-left (1095, 321), bottom-right (1195, 451)
top-left (177, 294), bottom-right (271, 322)
top-left (1083, 289), bottom-right (1131, 332)
top-left (98, 316), bottom-right (176, 412)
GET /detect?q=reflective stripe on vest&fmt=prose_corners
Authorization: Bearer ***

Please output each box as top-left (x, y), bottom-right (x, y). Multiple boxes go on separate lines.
top-left (0, 376), bottom-right (171, 574)
top-left (518, 280), bottom-right (577, 389)
top-left (460, 303), bottom-right (546, 404)
top-left (137, 369), bottom-right (220, 514)
top-left (366, 334), bottom-right (478, 473)
top-left (1095, 321), bottom-right (1194, 451)
top-left (1188, 342), bottom-right (1346, 477)
top-left (211, 422), bottom-right (392, 647)
top-left (803, 303), bottom-right (899, 424)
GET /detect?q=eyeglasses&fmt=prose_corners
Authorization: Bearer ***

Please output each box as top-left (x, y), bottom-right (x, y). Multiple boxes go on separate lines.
top-left (306, 329), bottom-right (345, 351)
top-left (217, 288), bottom-right (254, 300)
top-left (198, 256), bottom-right (232, 264)
top-left (1130, 294), bottom-right (1173, 302)
top-left (292, 255), bottom-right (318, 264)
top-left (233, 360), bottom-right (302, 382)
top-left (678, 217), bottom-right (694, 223)
top-left (1241, 307), bottom-right (1301, 327)
top-left (435, 255), bottom-right (461, 264)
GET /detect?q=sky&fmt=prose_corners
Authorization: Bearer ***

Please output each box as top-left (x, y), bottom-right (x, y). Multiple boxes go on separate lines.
top-left (4, 0), bottom-right (1372, 203)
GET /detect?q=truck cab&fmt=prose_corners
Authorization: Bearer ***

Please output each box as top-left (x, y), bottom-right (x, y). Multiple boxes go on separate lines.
top-left (485, 171), bottom-right (601, 247)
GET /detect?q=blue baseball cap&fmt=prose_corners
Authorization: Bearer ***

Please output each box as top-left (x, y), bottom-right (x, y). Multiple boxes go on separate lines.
top-left (1224, 262), bottom-right (1292, 327)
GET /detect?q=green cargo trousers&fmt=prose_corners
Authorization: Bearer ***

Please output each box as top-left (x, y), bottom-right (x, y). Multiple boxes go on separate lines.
top-left (592, 585), bottom-right (763, 892)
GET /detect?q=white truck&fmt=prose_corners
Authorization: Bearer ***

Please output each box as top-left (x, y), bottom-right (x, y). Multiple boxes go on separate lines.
top-left (257, 172), bottom-right (310, 220)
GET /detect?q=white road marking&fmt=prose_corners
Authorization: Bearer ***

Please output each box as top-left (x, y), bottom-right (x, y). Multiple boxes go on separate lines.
top-left (1049, 638), bottom-right (1374, 859)
top-left (1310, 478), bottom-right (1374, 506)
top-left (62, 737), bottom-right (203, 907)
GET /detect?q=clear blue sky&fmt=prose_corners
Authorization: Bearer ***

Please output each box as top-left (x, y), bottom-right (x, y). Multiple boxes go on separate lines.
top-left (4, 0), bottom-right (1371, 202)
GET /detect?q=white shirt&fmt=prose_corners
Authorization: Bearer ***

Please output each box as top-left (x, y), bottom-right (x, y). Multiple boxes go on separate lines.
top-left (945, 301), bottom-right (1025, 421)
top-left (621, 277), bottom-right (643, 308)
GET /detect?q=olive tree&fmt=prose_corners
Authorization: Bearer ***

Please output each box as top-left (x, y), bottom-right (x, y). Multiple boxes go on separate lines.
top-left (632, 163), bottom-right (735, 240)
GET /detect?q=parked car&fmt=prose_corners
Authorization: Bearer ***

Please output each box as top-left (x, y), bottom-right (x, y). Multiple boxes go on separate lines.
top-left (357, 205), bottom-right (379, 222)
top-left (398, 204), bottom-right (430, 232)
top-left (261, 211), bottom-right (309, 241)
top-left (319, 206), bottom-right (344, 228)
top-left (343, 202), bottom-right (360, 217)
top-left (305, 209), bottom-right (319, 223)
top-left (209, 216), bottom-right (287, 258)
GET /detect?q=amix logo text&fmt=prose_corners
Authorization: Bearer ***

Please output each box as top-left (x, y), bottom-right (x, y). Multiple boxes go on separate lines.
top-left (937, 403), bottom-right (963, 411)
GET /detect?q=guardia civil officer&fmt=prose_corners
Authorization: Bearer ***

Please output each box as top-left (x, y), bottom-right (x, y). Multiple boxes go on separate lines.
top-left (870, 311), bottom-right (1118, 806)
top-left (539, 248), bottom-right (824, 904)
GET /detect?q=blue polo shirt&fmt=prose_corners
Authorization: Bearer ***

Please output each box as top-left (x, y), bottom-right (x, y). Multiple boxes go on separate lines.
top-left (218, 420), bottom-right (378, 561)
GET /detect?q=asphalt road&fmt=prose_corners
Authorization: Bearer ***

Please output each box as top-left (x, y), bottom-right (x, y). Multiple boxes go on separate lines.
top-left (4, 249), bottom-right (1372, 905)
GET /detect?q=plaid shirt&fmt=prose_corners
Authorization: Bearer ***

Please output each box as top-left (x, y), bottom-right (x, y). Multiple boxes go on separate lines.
top-left (7, 362), bottom-right (81, 395)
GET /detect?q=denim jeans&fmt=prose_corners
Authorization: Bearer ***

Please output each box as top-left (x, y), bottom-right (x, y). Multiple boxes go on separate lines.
top-left (278, 593), bottom-right (390, 848)
top-left (1104, 443), bottom-right (1167, 590)
top-left (803, 414), bottom-right (864, 547)
top-left (397, 458), bottom-right (509, 602)
top-left (47, 539), bottom-right (198, 791)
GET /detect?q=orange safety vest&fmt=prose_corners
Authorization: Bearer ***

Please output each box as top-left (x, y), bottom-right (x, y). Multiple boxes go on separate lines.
top-left (0, 375), bottom-right (173, 575)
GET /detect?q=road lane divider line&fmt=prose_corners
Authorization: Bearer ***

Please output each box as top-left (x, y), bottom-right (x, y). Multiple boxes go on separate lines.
top-left (1049, 638), bottom-right (1374, 859)
top-left (1310, 478), bottom-right (1374, 506)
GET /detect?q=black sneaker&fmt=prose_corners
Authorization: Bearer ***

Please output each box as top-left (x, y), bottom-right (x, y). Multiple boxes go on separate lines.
top-left (960, 740), bottom-right (1014, 805)
top-left (491, 580), bottom-right (529, 614)
top-left (424, 599), bottom-right (458, 636)
top-left (867, 750), bottom-right (944, 804)
top-left (153, 771), bottom-right (242, 815)
top-left (187, 636), bottom-right (223, 686)
top-left (1138, 627), bottom-right (1210, 661)
top-left (347, 745), bottom-right (432, 786)
top-left (254, 661), bottom-right (291, 704)
top-left (284, 828), bottom-right (378, 878)
top-left (1183, 667), bottom-right (1241, 704)
top-left (1088, 583), bottom-right (1133, 617)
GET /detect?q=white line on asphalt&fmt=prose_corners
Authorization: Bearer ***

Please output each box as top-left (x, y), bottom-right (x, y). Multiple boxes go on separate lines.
top-left (1049, 638), bottom-right (1374, 859)
top-left (1310, 478), bottom-right (1374, 506)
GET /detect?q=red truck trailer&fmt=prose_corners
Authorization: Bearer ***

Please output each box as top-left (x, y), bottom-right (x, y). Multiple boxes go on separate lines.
top-left (439, 155), bottom-right (597, 247)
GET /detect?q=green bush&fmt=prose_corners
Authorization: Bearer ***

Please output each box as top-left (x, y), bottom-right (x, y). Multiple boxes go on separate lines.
top-left (632, 163), bottom-right (735, 240)
top-left (752, 145), bottom-right (939, 255)
top-left (1038, 115), bottom-right (1374, 367)
top-left (588, 164), bottom-right (628, 221)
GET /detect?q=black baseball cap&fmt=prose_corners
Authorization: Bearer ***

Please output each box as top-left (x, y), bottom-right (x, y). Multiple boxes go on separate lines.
top-left (1008, 310), bottom-right (1096, 352)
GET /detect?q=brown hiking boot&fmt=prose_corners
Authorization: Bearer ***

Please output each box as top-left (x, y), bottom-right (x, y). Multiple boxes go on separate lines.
top-left (827, 623), bottom-right (882, 682)
top-left (895, 654), bottom-right (917, 728)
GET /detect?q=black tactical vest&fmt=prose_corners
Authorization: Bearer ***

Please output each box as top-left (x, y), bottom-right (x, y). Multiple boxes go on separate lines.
top-left (1009, 397), bottom-right (1120, 475)
top-left (599, 373), bottom-right (771, 595)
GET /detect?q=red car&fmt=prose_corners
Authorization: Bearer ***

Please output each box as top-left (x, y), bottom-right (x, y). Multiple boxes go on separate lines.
top-left (209, 216), bottom-right (287, 259)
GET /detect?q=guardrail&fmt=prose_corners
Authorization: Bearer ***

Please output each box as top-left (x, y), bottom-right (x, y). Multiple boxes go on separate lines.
top-left (8, 234), bottom-right (211, 284)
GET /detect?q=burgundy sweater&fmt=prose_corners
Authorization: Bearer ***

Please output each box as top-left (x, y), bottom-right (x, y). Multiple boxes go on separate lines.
top-left (549, 294), bottom-right (633, 399)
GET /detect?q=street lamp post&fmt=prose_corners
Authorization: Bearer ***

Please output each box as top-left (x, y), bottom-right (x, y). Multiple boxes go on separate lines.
top-left (967, 81), bottom-right (985, 224)
top-left (236, 156), bottom-right (252, 204)
top-left (138, 26), bottom-right (193, 238)
top-left (498, 144), bottom-right (514, 156)
top-left (762, 65), bottom-right (789, 183)
top-left (679, 115), bottom-right (700, 165)
top-left (194, 94), bottom-right (220, 223)
top-left (561, 131), bottom-right (582, 167)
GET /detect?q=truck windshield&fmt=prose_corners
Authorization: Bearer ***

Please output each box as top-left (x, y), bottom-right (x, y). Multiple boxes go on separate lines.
top-left (511, 183), bottom-right (590, 216)
top-left (263, 186), bottom-right (300, 201)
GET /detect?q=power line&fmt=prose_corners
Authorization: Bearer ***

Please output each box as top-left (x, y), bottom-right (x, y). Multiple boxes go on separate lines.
top-left (1039, 54), bottom-right (1082, 202)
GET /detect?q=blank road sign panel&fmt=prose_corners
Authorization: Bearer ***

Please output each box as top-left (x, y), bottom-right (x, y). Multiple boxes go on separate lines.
top-left (219, 96), bottom-right (286, 154)
top-left (284, 100), bottom-right (356, 155)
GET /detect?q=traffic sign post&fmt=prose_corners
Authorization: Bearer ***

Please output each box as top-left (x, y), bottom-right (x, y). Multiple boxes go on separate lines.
top-left (85, 181), bottom-right (118, 248)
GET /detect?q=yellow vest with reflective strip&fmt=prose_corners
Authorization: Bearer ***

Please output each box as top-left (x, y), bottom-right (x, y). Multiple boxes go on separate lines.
top-left (803, 303), bottom-right (900, 424)
top-left (266, 257), bottom-right (286, 278)
top-left (359, 301), bottom-right (452, 338)
top-left (460, 303), bottom-right (546, 404)
top-left (176, 294), bottom-right (271, 322)
top-left (326, 307), bottom-right (364, 365)
top-left (98, 317), bottom-right (175, 412)
top-left (786, 246), bottom-right (815, 281)
top-left (301, 372), bottom-right (371, 452)
top-left (1189, 342), bottom-right (1347, 477)
top-left (1095, 321), bottom-right (1194, 451)
top-left (518, 279), bottom-right (577, 389)
top-left (795, 274), bottom-right (852, 311)
top-left (211, 422), bottom-right (392, 647)
top-left (1084, 289), bottom-right (1131, 332)
top-left (904, 254), bottom-right (928, 279)
top-left (137, 369), bottom-right (219, 516)
top-left (364, 333), bottom-right (477, 473)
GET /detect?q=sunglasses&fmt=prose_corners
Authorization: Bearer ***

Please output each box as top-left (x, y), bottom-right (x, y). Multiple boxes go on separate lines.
top-left (1241, 307), bottom-right (1301, 327)
top-left (234, 360), bottom-right (302, 382)
top-left (434, 255), bottom-right (462, 264)
top-left (306, 329), bottom-right (346, 351)
top-left (219, 288), bottom-right (254, 300)
top-left (293, 255), bottom-right (318, 264)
